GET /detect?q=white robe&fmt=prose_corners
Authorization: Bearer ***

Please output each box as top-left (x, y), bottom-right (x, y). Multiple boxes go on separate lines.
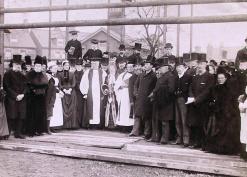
top-left (50, 77), bottom-right (63, 127)
top-left (114, 72), bottom-right (134, 126)
top-left (80, 69), bottom-right (106, 125)
top-left (239, 99), bottom-right (247, 151)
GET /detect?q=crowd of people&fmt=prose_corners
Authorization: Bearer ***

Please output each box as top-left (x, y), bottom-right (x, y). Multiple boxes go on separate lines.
top-left (0, 30), bottom-right (247, 161)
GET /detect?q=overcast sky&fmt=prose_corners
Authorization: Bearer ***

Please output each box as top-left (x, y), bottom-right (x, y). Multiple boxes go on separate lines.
top-left (4, 0), bottom-right (247, 53)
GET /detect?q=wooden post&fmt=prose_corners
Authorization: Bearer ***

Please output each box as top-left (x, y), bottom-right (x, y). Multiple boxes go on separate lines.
top-left (177, 5), bottom-right (180, 57)
top-left (190, 4), bottom-right (194, 54)
top-left (107, 0), bottom-right (110, 52)
top-left (163, 5), bottom-right (167, 55)
top-left (0, 0), bottom-right (4, 82)
top-left (65, 0), bottom-right (69, 43)
top-left (48, 0), bottom-right (52, 60)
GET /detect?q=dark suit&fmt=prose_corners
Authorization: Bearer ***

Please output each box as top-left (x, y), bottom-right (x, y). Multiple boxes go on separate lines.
top-left (83, 49), bottom-right (103, 61)
top-left (153, 71), bottom-right (176, 143)
top-left (65, 39), bottom-right (82, 62)
top-left (187, 71), bottom-right (215, 147)
top-left (3, 70), bottom-right (27, 121)
top-left (131, 71), bottom-right (157, 138)
top-left (174, 71), bottom-right (192, 144)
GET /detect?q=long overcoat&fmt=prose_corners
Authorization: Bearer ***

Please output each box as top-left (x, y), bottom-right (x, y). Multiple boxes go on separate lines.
top-left (135, 71), bottom-right (157, 118)
top-left (153, 71), bottom-right (176, 121)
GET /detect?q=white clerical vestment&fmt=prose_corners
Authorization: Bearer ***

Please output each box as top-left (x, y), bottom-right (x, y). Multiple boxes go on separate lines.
top-left (80, 69), bottom-right (106, 125)
top-left (114, 71), bottom-right (134, 126)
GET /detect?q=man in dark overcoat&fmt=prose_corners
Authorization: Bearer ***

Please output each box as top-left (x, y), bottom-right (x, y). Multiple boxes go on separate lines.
top-left (152, 57), bottom-right (176, 144)
top-left (128, 43), bottom-right (143, 65)
top-left (83, 39), bottom-right (103, 62)
top-left (174, 58), bottom-right (192, 147)
top-left (65, 30), bottom-right (82, 65)
top-left (129, 55), bottom-right (157, 139)
top-left (187, 54), bottom-right (215, 148)
top-left (3, 55), bottom-right (28, 139)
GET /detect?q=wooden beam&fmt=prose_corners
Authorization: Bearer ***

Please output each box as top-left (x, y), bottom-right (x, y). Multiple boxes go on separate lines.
top-left (0, 0), bottom-right (4, 83)
top-left (0, 142), bottom-right (246, 177)
top-left (0, 14), bottom-right (247, 29)
top-left (0, 0), bottom-right (246, 14)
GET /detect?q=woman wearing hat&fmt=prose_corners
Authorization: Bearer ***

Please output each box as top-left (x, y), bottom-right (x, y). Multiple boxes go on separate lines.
top-left (3, 55), bottom-right (27, 139)
top-left (46, 61), bottom-right (64, 133)
top-left (59, 60), bottom-right (78, 129)
top-left (26, 55), bottom-right (49, 136)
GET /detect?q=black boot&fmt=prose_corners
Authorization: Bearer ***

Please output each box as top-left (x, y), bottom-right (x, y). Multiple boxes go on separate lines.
top-left (14, 119), bottom-right (25, 139)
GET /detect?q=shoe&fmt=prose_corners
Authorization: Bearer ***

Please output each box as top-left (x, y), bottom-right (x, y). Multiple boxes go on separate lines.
top-left (14, 134), bottom-right (26, 139)
top-left (128, 133), bottom-right (137, 137)
top-left (160, 141), bottom-right (168, 145)
top-left (171, 141), bottom-right (182, 145)
top-left (183, 143), bottom-right (189, 148)
top-left (147, 138), bottom-right (155, 142)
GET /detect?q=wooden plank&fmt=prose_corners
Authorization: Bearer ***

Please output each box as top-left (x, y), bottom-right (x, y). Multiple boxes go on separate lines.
top-left (125, 144), bottom-right (242, 161)
top-left (0, 142), bottom-right (246, 177)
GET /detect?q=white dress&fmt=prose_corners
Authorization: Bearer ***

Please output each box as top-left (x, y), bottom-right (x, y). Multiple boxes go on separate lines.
top-left (50, 77), bottom-right (63, 127)
top-left (239, 99), bottom-right (247, 151)
top-left (114, 72), bottom-right (134, 126)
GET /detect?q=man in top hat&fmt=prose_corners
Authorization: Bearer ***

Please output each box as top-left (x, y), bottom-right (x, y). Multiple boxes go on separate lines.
top-left (130, 55), bottom-right (157, 139)
top-left (3, 55), bottom-right (28, 139)
top-left (24, 55), bottom-right (32, 73)
top-left (173, 57), bottom-right (192, 147)
top-left (65, 30), bottom-right (82, 65)
top-left (128, 43), bottom-right (143, 65)
top-left (186, 54), bottom-right (214, 149)
top-left (184, 53), bottom-right (199, 76)
top-left (236, 37), bottom-right (247, 68)
top-left (150, 57), bottom-right (176, 144)
top-left (117, 44), bottom-right (127, 65)
top-left (83, 39), bottom-right (103, 62)
top-left (80, 57), bottom-right (107, 129)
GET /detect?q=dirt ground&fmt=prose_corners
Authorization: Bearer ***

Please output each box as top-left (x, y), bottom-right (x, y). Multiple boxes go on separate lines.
top-left (0, 150), bottom-right (222, 177)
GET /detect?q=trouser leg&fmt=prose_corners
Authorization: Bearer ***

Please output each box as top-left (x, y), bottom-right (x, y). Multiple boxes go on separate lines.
top-left (144, 118), bottom-right (152, 139)
top-left (130, 116), bottom-right (141, 136)
top-left (175, 99), bottom-right (182, 143)
top-left (160, 121), bottom-right (170, 144)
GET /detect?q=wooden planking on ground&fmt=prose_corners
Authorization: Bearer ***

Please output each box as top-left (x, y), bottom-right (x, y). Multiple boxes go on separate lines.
top-left (124, 144), bottom-right (243, 162)
top-left (0, 142), bottom-right (246, 177)
top-left (25, 136), bottom-right (132, 149)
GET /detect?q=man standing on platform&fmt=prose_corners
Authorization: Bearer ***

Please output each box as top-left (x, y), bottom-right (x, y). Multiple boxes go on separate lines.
top-left (128, 43), bottom-right (143, 65)
top-left (152, 57), bottom-right (176, 144)
top-left (65, 30), bottom-right (82, 65)
top-left (130, 55), bottom-right (157, 139)
top-left (4, 55), bottom-right (27, 139)
top-left (116, 44), bottom-right (127, 65)
top-left (174, 58), bottom-right (192, 147)
top-left (80, 57), bottom-right (107, 129)
top-left (186, 54), bottom-right (215, 149)
top-left (83, 39), bottom-right (103, 62)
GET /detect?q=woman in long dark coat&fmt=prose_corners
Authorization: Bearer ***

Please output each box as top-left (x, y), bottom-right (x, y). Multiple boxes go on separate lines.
top-left (74, 60), bottom-right (85, 128)
top-left (205, 72), bottom-right (241, 154)
top-left (26, 56), bottom-right (49, 136)
top-left (59, 61), bottom-right (78, 129)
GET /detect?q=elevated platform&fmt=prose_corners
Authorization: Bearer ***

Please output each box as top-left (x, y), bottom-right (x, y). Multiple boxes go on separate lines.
top-left (0, 130), bottom-right (246, 177)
